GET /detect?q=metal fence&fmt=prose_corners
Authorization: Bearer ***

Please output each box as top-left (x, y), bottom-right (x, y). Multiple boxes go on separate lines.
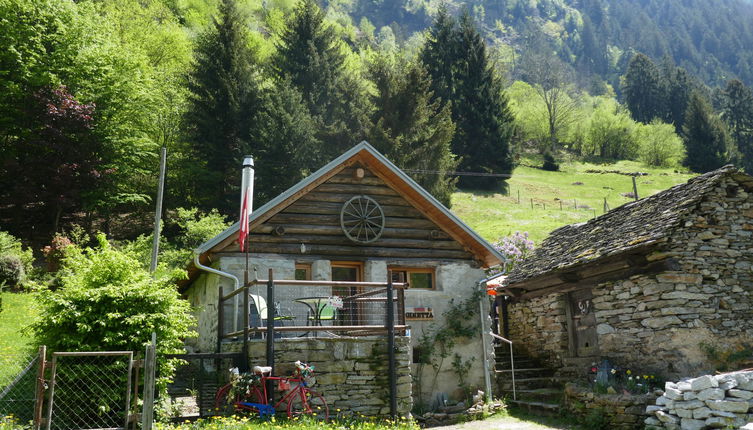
top-left (0, 350), bottom-right (40, 424)
top-left (158, 353), bottom-right (241, 421)
top-left (46, 352), bottom-right (134, 430)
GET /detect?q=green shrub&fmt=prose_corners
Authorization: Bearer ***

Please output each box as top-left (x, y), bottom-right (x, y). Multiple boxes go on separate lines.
top-left (637, 120), bottom-right (686, 167)
top-left (542, 151), bottom-right (560, 171)
top-left (0, 255), bottom-right (25, 289)
top-left (31, 234), bottom-right (195, 385)
top-left (0, 231), bottom-right (34, 271)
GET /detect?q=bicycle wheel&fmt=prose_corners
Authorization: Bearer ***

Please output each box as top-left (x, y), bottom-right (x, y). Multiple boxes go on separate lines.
top-left (286, 388), bottom-right (329, 421)
top-left (214, 384), bottom-right (265, 415)
top-left (213, 383), bottom-right (236, 415)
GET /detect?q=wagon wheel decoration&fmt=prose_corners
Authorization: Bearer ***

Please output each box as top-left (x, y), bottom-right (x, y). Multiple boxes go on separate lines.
top-left (340, 195), bottom-right (385, 243)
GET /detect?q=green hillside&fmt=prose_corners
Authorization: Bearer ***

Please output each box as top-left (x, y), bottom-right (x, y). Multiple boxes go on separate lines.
top-left (452, 160), bottom-right (694, 244)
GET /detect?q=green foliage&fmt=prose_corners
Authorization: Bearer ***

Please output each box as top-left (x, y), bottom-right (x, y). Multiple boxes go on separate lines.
top-left (0, 231), bottom-right (33, 272)
top-left (584, 98), bottom-right (638, 160)
top-left (123, 208), bottom-right (231, 276)
top-left (723, 79), bottom-right (753, 173)
top-left (542, 152), bottom-right (560, 171)
top-left (367, 54), bottom-right (457, 206)
top-left (185, 0), bottom-right (262, 214)
top-left (0, 256), bottom-right (24, 290)
top-left (31, 234), bottom-right (195, 379)
top-left (700, 341), bottom-right (753, 372)
top-left (581, 407), bottom-right (609, 430)
top-left (683, 92), bottom-right (732, 173)
top-left (623, 53), bottom-right (666, 124)
top-left (637, 120), bottom-right (685, 167)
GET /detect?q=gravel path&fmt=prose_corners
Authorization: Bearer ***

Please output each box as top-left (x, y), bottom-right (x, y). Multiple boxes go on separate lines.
top-left (428, 414), bottom-right (576, 430)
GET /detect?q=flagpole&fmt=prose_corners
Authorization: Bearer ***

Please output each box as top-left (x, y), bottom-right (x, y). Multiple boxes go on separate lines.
top-left (239, 155), bottom-right (254, 336)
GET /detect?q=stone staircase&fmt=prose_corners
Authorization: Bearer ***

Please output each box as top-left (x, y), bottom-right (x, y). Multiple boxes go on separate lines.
top-left (494, 344), bottom-right (567, 415)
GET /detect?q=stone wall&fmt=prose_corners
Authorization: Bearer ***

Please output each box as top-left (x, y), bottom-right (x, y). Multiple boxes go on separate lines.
top-left (564, 383), bottom-right (656, 430)
top-left (507, 293), bottom-right (568, 368)
top-left (645, 371), bottom-right (753, 429)
top-left (506, 176), bottom-right (753, 378)
top-left (222, 337), bottom-right (412, 417)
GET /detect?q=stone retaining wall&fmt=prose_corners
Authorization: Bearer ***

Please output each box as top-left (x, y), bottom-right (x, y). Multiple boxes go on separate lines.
top-left (646, 371), bottom-right (753, 430)
top-left (507, 293), bottom-right (568, 368)
top-left (223, 337), bottom-right (412, 417)
top-left (564, 383), bottom-right (656, 430)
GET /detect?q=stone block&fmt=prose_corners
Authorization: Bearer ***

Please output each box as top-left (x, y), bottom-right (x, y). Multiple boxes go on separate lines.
top-left (729, 389), bottom-right (753, 400)
top-left (696, 388), bottom-right (725, 401)
top-left (706, 399), bottom-right (750, 413)
top-left (705, 416), bottom-right (733, 428)
top-left (596, 323), bottom-right (615, 334)
top-left (674, 400), bottom-right (705, 410)
top-left (689, 375), bottom-right (718, 391)
top-left (676, 408), bottom-right (693, 418)
top-left (692, 407), bottom-right (711, 419)
top-left (680, 418), bottom-right (706, 430)
top-left (665, 387), bottom-right (684, 400)
top-left (656, 396), bottom-right (671, 405)
top-left (656, 273), bottom-right (703, 284)
top-left (683, 391), bottom-right (698, 401)
top-left (657, 410), bottom-right (679, 424)
top-left (646, 405), bottom-right (667, 414)
top-left (642, 316), bottom-right (683, 329)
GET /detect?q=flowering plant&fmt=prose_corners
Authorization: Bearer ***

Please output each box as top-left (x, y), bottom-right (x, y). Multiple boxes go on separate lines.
top-left (491, 231), bottom-right (535, 273)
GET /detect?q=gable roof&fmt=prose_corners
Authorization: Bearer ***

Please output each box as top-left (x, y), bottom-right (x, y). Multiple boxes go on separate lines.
top-left (194, 141), bottom-right (504, 268)
top-left (506, 165), bottom-right (753, 288)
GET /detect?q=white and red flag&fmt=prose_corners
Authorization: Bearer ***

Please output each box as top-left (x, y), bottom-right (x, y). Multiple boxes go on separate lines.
top-left (238, 156), bottom-right (254, 252)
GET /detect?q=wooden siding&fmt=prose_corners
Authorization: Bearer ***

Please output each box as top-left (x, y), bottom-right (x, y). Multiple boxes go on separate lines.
top-left (218, 165), bottom-right (477, 262)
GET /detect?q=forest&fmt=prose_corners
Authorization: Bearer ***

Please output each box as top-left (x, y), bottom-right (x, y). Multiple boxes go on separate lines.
top-left (1, 0), bottom-right (753, 262)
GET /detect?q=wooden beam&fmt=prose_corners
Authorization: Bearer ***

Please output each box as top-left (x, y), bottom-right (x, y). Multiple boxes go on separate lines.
top-left (247, 233), bottom-right (465, 250)
top-left (519, 258), bottom-right (676, 300)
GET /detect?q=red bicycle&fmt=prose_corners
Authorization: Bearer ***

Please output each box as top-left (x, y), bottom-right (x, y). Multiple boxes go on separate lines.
top-left (214, 361), bottom-right (329, 421)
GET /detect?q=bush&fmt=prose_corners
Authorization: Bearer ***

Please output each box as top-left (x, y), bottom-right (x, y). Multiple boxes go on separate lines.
top-left (542, 152), bottom-right (560, 171)
top-left (0, 255), bottom-right (25, 289)
top-left (0, 231), bottom-right (34, 271)
top-left (31, 234), bottom-right (195, 386)
top-left (637, 120), bottom-right (686, 167)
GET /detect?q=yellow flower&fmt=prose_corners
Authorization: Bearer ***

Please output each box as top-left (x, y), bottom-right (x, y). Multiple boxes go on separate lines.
top-left (626, 369), bottom-right (632, 375)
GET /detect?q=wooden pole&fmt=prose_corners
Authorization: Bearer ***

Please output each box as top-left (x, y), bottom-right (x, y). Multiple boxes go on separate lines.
top-left (33, 345), bottom-right (46, 430)
top-left (149, 146), bottom-right (167, 273)
top-left (632, 176), bottom-right (639, 201)
top-left (141, 334), bottom-right (156, 430)
top-left (517, 190), bottom-right (520, 204)
top-left (530, 198), bottom-right (533, 209)
top-left (266, 269), bottom-right (274, 404)
top-left (386, 278), bottom-right (397, 419)
top-left (217, 286), bottom-right (224, 354)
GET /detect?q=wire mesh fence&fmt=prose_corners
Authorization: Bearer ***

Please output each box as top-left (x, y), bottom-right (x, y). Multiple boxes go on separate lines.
top-left (159, 353), bottom-right (240, 421)
top-left (0, 351), bottom-right (39, 424)
top-left (47, 352), bottom-right (133, 430)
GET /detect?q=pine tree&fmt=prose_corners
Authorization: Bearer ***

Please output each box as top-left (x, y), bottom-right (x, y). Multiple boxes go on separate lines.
top-left (367, 55), bottom-right (457, 206)
top-left (185, 0), bottom-right (259, 213)
top-left (683, 92), bottom-right (731, 173)
top-left (665, 66), bottom-right (694, 133)
top-left (273, 0), bottom-right (369, 161)
top-left (623, 53), bottom-right (667, 124)
top-left (452, 11), bottom-right (515, 189)
top-left (420, 5), bottom-right (458, 108)
top-left (723, 79), bottom-right (753, 172)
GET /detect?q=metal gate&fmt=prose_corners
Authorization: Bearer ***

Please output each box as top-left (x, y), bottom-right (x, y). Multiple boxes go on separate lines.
top-left (45, 352), bottom-right (134, 430)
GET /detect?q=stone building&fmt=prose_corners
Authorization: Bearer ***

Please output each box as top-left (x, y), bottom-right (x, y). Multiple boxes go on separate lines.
top-left (499, 165), bottom-right (753, 379)
top-left (180, 142), bottom-right (503, 410)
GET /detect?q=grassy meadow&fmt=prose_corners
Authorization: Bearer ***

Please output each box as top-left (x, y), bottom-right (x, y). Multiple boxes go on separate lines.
top-left (0, 292), bottom-right (38, 384)
top-left (452, 159), bottom-right (695, 244)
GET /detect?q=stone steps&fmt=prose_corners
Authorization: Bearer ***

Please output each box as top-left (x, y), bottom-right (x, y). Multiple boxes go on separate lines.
top-left (495, 348), bottom-right (566, 417)
top-left (507, 399), bottom-right (561, 416)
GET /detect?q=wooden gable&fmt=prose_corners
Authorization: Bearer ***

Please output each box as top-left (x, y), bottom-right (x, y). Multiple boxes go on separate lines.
top-left (215, 162), bottom-right (476, 262)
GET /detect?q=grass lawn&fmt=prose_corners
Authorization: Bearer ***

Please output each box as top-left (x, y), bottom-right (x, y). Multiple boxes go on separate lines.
top-left (0, 292), bottom-right (38, 385)
top-left (452, 159), bottom-right (694, 244)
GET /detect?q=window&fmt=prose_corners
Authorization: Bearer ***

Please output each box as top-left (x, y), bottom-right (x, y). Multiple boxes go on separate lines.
top-left (389, 268), bottom-right (435, 290)
top-left (295, 264), bottom-right (311, 280)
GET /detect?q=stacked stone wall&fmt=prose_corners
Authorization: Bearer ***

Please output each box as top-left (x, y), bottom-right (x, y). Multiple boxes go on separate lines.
top-left (223, 337), bottom-right (412, 417)
top-left (507, 293), bottom-right (568, 368)
top-left (564, 383), bottom-right (656, 430)
top-left (646, 371), bottom-right (753, 429)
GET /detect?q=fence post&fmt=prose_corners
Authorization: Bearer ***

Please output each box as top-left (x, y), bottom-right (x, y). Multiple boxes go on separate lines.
top-left (241, 282), bottom-right (249, 373)
top-left (632, 176), bottom-right (639, 201)
top-left (217, 286), bottom-right (224, 354)
top-left (141, 333), bottom-right (156, 430)
top-left (266, 269), bottom-right (275, 404)
top-left (386, 278), bottom-right (397, 419)
top-left (33, 345), bottom-right (46, 430)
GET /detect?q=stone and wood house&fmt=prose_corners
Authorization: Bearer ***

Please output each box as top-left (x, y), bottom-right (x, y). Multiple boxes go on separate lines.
top-left (180, 142), bottom-right (503, 412)
top-left (499, 165), bottom-right (753, 380)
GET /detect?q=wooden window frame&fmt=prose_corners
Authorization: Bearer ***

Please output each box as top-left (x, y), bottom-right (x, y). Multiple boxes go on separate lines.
top-left (388, 267), bottom-right (436, 290)
top-left (294, 263), bottom-right (312, 281)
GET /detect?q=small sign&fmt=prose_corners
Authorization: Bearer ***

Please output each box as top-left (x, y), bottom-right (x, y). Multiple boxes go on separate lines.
top-left (406, 307), bottom-right (434, 320)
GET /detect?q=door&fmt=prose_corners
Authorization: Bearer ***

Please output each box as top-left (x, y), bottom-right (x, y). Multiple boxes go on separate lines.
top-left (567, 289), bottom-right (598, 357)
top-left (331, 262), bottom-right (362, 325)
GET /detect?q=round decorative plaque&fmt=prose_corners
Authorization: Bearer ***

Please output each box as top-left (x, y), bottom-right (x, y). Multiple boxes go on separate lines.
top-left (340, 195), bottom-right (385, 243)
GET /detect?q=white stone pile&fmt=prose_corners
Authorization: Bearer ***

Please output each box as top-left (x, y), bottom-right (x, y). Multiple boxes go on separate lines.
top-left (645, 371), bottom-right (753, 430)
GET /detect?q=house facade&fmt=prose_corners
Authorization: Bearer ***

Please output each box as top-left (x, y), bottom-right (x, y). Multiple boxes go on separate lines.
top-left (500, 166), bottom-right (753, 379)
top-left (180, 142), bottom-right (503, 407)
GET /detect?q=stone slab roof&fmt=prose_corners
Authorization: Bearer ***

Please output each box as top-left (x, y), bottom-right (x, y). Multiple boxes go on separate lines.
top-left (507, 165), bottom-right (753, 285)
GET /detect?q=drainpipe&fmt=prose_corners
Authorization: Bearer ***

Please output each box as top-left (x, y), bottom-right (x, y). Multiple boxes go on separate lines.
top-left (477, 266), bottom-right (508, 403)
top-left (194, 253), bottom-right (241, 334)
